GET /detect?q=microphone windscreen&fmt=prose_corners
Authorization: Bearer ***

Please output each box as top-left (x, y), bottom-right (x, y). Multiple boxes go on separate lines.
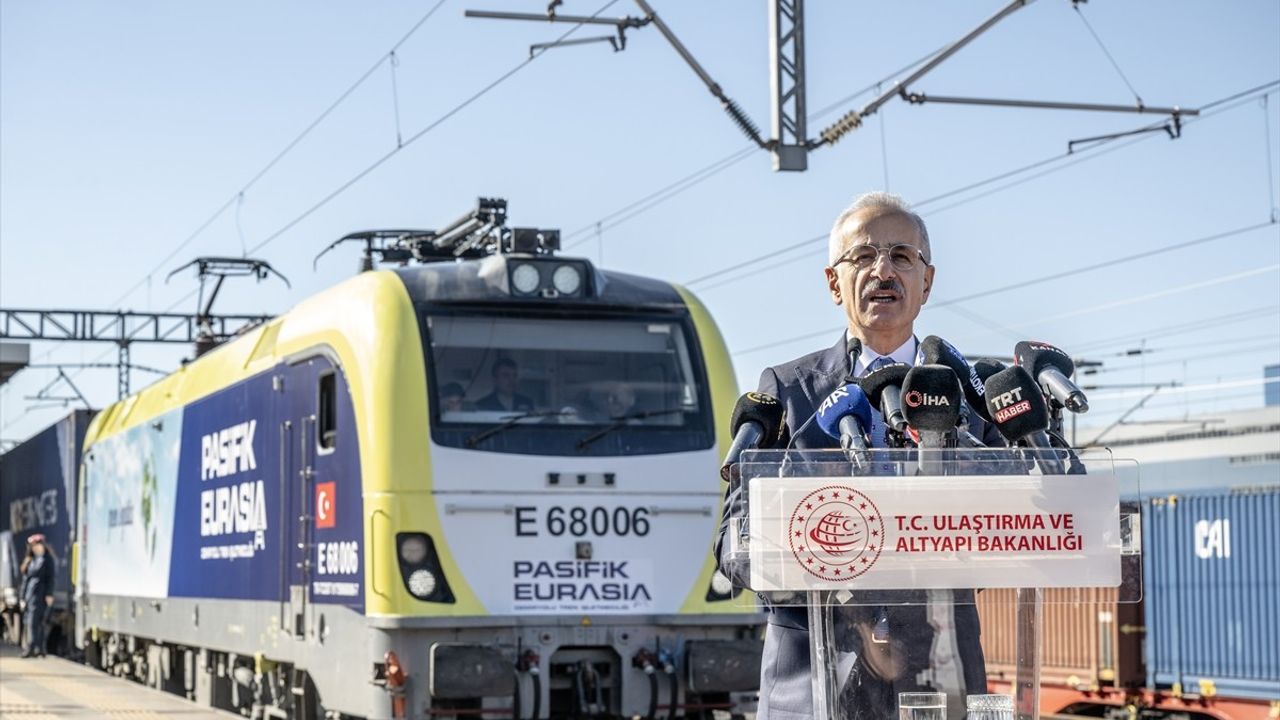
top-left (901, 364), bottom-right (963, 432)
top-left (731, 392), bottom-right (785, 447)
top-left (982, 365), bottom-right (1050, 442)
top-left (1015, 340), bottom-right (1075, 379)
top-left (973, 358), bottom-right (1007, 383)
top-left (920, 335), bottom-right (991, 421)
top-left (815, 383), bottom-right (874, 440)
top-left (858, 362), bottom-right (912, 408)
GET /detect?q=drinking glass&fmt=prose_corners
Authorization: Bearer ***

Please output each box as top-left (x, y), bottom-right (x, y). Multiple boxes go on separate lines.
top-left (898, 692), bottom-right (947, 720)
top-left (966, 693), bottom-right (1015, 720)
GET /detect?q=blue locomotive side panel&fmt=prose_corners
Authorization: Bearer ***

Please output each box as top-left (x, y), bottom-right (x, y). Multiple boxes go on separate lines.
top-left (0, 410), bottom-right (94, 601)
top-left (168, 372), bottom-right (283, 601)
top-left (84, 358), bottom-right (364, 611)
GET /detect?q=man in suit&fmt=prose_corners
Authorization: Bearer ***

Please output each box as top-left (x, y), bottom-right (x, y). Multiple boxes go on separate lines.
top-left (716, 192), bottom-right (1001, 719)
top-left (475, 357), bottom-right (535, 413)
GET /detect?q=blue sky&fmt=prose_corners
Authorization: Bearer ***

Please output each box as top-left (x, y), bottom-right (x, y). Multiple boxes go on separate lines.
top-left (2, 0), bottom-right (1278, 443)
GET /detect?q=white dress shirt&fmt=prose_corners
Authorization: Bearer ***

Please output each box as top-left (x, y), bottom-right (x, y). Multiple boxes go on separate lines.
top-left (853, 334), bottom-right (922, 378)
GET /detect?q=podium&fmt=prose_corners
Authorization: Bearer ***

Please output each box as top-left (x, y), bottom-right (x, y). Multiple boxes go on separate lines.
top-left (719, 447), bottom-right (1142, 720)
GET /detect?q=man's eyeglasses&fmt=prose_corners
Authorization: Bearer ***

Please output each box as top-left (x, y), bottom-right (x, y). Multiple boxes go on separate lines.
top-left (831, 243), bottom-right (929, 272)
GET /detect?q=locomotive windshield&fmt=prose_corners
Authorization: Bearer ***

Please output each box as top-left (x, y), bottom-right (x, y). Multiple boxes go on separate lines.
top-left (423, 313), bottom-right (715, 456)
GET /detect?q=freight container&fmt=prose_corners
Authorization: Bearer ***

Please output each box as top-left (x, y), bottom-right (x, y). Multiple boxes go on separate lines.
top-left (1144, 488), bottom-right (1280, 703)
top-left (0, 409), bottom-right (95, 652)
top-left (978, 587), bottom-right (1144, 691)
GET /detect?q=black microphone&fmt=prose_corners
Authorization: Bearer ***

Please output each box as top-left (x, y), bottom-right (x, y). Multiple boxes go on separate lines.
top-left (901, 365), bottom-right (963, 437)
top-left (983, 365), bottom-right (1065, 475)
top-left (859, 362), bottom-right (912, 437)
top-left (973, 358), bottom-right (1007, 384)
top-left (1015, 340), bottom-right (1089, 413)
top-left (952, 400), bottom-right (990, 448)
top-left (901, 365), bottom-right (963, 475)
top-left (720, 392), bottom-right (786, 481)
top-left (920, 335), bottom-right (991, 422)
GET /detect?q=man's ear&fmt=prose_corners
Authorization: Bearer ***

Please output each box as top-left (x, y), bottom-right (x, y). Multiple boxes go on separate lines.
top-left (921, 265), bottom-right (936, 303)
top-left (825, 266), bottom-right (842, 305)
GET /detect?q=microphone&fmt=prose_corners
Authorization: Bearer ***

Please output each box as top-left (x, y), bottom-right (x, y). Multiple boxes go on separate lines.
top-left (815, 383), bottom-right (874, 456)
top-left (1014, 340), bottom-right (1089, 413)
top-left (901, 365), bottom-right (963, 437)
top-left (901, 365), bottom-right (963, 475)
top-left (973, 358), bottom-right (1007, 384)
top-left (953, 400), bottom-right (990, 448)
top-left (859, 362), bottom-right (912, 438)
top-left (920, 335), bottom-right (991, 422)
top-left (982, 365), bottom-right (1065, 475)
top-left (720, 392), bottom-right (786, 481)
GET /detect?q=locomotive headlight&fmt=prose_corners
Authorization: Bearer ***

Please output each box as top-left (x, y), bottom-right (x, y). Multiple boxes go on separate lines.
top-left (407, 569), bottom-right (438, 598)
top-left (552, 264), bottom-right (582, 295)
top-left (710, 571), bottom-right (733, 597)
top-left (510, 263), bottom-right (541, 295)
top-left (399, 535), bottom-right (429, 565)
top-left (396, 532), bottom-right (455, 603)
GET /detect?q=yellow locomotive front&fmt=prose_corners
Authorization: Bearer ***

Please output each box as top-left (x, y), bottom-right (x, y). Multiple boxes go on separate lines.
top-left (363, 220), bottom-right (762, 718)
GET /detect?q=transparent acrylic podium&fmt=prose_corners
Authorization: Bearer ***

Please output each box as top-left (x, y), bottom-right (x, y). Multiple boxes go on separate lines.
top-left (720, 447), bottom-right (1142, 720)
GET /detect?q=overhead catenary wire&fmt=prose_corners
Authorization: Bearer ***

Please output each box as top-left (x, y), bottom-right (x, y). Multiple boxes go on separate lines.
top-left (563, 44), bottom-right (951, 250)
top-left (18, 0), bottom-right (455, 376)
top-left (1091, 331), bottom-right (1280, 359)
top-left (1069, 304), bottom-right (1280, 354)
top-left (713, 89), bottom-right (1280, 357)
top-left (1083, 341), bottom-right (1280, 377)
top-left (562, 147), bottom-right (758, 250)
top-left (245, 0), bottom-right (621, 257)
top-left (1007, 264), bottom-right (1280, 331)
top-left (1263, 94), bottom-right (1278, 222)
top-left (103, 0), bottom-right (452, 311)
top-left (5, 7), bottom-right (937, 432)
top-left (939, 303), bottom-right (1023, 342)
top-left (731, 221), bottom-right (1279, 357)
top-left (689, 82), bottom-right (1280, 294)
top-left (1085, 389), bottom-right (1273, 416)
top-left (0, 287), bottom-right (204, 432)
top-left (1087, 374), bottom-right (1280, 402)
top-left (1069, 1), bottom-right (1145, 106)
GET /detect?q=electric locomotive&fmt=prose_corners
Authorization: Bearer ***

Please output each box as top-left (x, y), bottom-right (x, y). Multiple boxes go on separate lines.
top-left (74, 198), bottom-right (762, 720)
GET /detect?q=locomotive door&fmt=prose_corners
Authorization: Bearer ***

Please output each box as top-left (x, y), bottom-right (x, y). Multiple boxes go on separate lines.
top-left (294, 414), bottom-right (320, 640)
top-left (280, 412), bottom-right (314, 640)
top-left (280, 365), bottom-right (324, 642)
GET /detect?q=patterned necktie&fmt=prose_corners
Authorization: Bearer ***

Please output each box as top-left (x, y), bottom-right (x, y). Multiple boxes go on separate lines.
top-left (867, 355), bottom-right (894, 373)
top-left (863, 356), bottom-right (894, 448)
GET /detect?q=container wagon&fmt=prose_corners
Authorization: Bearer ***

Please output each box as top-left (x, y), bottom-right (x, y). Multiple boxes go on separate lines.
top-left (0, 409), bottom-right (95, 653)
top-left (979, 488), bottom-right (1280, 720)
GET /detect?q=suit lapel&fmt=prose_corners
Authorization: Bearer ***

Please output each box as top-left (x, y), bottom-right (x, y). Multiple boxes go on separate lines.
top-left (794, 333), bottom-right (849, 414)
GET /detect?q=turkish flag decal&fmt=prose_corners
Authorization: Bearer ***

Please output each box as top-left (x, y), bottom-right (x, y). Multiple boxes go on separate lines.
top-left (315, 481), bottom-right (336, 529)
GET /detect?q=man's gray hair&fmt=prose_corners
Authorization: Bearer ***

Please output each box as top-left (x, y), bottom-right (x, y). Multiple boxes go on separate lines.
top-left (828, 191), bottom-right (931, 266)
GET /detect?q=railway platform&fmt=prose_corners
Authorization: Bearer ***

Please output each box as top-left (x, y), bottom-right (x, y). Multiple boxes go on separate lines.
top-left (0, 643), bottom-right (234, 719)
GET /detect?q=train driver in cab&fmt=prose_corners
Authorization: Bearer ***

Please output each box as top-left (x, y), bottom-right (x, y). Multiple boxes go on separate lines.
top-left (476, 357), bottom-right (535, 413)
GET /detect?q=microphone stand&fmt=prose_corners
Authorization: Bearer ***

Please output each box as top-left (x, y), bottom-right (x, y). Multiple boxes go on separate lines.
top-left (1014, 426), bottom-right (1066, 720)
top-left (913, 424), bottom-right (968, 718)
top-left (915, 429), bottom-right (955, 476)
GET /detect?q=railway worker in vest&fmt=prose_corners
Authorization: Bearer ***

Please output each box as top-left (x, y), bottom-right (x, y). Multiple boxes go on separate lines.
top-left (476, 357), bottom-right (535, 413)
top-left (18, 533), bottom-right (55, 658)
top-left (721, 192), bottom-right (1002, 719)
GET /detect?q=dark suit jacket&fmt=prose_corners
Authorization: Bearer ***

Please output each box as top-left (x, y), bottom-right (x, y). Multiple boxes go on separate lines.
top-left (475, 391), bottom-right (534, 413)
top-left (21, 554), bottom-right (54, 603)
top-left (715, 333), bottom-right (1001, 719)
